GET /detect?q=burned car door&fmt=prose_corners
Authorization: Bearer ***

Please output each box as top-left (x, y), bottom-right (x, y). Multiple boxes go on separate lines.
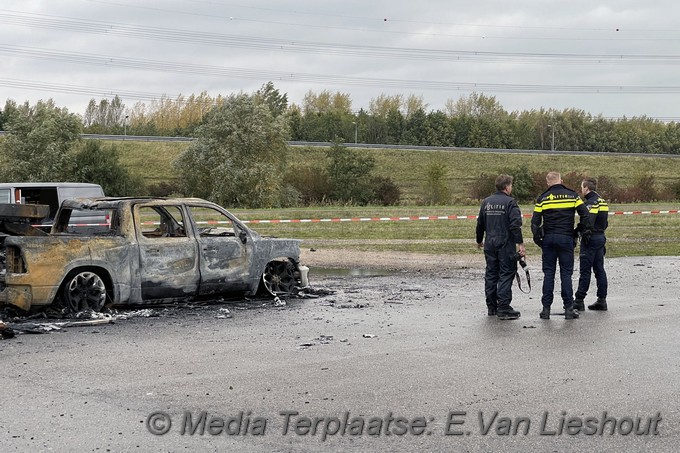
top-left (135, 204), bottom-right (200, 300)
top-left (187, 205), bottom-right (250, 295)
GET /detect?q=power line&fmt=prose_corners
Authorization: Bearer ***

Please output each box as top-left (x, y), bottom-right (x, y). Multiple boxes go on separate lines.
top-left (2, 10), bottom-right (680, 66)
top-left (175, 0), bottom-right (680, 34)
top-left (3, 11), bottom-right (680, 66)
top-left (4, 43), bottom-right (680, 71)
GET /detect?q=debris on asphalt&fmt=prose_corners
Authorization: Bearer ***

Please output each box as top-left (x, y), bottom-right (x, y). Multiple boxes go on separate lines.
top-left (110, 309), bottom-right (161, 320)
top-left (0, 284), bottom-right (336, 339)
top-left (61, 318), bottom-right (113, 327)
top-left (402, 286), bottom-right (424, 292)
top-left (362, 334), bottom-right (377, 338)
top-left (297, 334), bottom-right (336, 350)
top-left (10, 322), bottom-right (63, 334)
top-left (216, 308), bottom-right (233, 319)
top-left (273, 296), bottom-right (286, 307)
top-left (296, 286), bottom-right (335, 299)
top-left (317, 335), bottom-right (333, 344)
top-left (1, 321), bottom-right (15, 339)
top-left (336, 302), bottom-right (368, 309)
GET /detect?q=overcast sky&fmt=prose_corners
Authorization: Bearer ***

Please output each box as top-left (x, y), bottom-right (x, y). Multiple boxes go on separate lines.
top-left (2, 0), bottom-right (680, 120)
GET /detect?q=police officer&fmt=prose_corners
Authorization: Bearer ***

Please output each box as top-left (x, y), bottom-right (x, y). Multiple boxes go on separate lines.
top-left (574, 178), bottom-right (609, 311)
top-left (531, 171), bottom-right (589, 320)
top-left (476, 174), bottom-right (526, 320)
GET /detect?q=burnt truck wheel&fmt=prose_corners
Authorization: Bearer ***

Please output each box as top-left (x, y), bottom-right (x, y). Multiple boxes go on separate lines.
top-left (262, 260), bottom-right (297, 295)
top-left (62, 270), bottom-right (108, 312)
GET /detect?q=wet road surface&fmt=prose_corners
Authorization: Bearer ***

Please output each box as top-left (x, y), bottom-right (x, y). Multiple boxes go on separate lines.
top-left (1, 256), bottom-right (679, 452)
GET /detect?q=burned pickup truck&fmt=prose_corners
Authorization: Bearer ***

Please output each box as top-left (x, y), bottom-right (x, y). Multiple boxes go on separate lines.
top-left (0, 197), bottom-right (308, 313)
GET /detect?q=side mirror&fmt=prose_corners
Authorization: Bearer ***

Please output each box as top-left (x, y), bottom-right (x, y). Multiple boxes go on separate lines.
top-left (239, 230), bottom-right (247, 244)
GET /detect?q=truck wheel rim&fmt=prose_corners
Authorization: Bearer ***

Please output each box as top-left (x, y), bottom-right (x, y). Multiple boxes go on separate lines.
top-left (65, 271), bottom-right (107, 312)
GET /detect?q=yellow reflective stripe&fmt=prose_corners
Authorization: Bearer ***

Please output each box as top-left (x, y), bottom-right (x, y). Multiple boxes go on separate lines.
top-left (540, 199), bottom-right (579, 210)
top-left (575, 198), bottom-right (584, 207)
top-left (599, 205), bottom-right (609, 212)
top-left (534, 205), bottom-right (543, 213)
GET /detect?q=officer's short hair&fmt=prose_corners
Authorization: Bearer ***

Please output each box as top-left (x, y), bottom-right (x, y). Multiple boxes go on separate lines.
top-left (495, 174), bottom-right (513, 192)
top-left (582, 178), bottom-right (597, 191)
top-left (546, 171), bottom-right (561, 185)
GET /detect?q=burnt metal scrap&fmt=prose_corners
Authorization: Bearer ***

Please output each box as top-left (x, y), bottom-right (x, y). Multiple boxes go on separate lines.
top-left (0, 203), bottom-right (50, 237)
top-left (0, 197), bottom-right (309, 313)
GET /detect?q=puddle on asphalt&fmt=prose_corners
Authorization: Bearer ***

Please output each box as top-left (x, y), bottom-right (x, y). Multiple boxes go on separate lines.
top-left (311, 267), bottom-right (398, 278)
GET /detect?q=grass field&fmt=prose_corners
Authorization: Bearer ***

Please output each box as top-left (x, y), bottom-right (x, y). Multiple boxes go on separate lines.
top-left (103, 139), bottom-right (680, 257)
top-left (107, 140), bottom-right (680, 204)
top-left (226, 204), bottom-right (680, 258)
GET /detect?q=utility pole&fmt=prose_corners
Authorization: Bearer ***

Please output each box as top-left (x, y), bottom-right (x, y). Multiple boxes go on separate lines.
top-left (547, 124), bottom-right (555, 151)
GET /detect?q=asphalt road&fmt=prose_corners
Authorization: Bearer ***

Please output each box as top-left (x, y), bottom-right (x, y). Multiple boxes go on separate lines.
top-left (1, 256), bottom-right (679, 452)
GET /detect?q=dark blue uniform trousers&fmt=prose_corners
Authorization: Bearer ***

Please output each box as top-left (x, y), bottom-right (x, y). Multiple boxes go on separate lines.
top-left (484, 241), bottom-right (517, 310)
top-left (576, 234), bottom-right (607, 300)
top-left (541, 233), bottom-right (576, 309)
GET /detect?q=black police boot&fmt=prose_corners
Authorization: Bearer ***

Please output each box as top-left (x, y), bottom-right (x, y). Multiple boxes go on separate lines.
top-left (497, 306), bottom-right (521, 320)
top-left (539, 307), bottom-right (550, 319)
top-left (574, 298), bottom-right (585, 312)
top-left (565, 306), bottom-right (580, 319)
top-left (487, 306), bottom-right (497, 316)
top-left (588, 297), bottom-right (608, 311)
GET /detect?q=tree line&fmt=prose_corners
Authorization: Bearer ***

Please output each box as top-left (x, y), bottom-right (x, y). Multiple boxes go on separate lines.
top-left (52, 86), bottom-right (680, 155)
top-left (3, 84), bottom-right (679, 154)
top-left (1, 84), bottom-right (679, 208)
top-left (0, 87), bottom-right (398, 208)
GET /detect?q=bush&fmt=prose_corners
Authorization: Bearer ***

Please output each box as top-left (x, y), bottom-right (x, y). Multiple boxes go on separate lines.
top-left (469, 173), bottom-right (497, 201)
top-left (372, 176), bottom-right (401, 205)
top-left (173, 92), bottom-right (290, 208)
top-left (502, 165), bottom-right (535, 202)
top-left (591, 175), bottom-right (620, 202)
top-left (669, 180), bottom-right (680, 200)
top-left (612, 174), bottom-right (658, 203)
top-left (72, 141), bottom-right (145, 196)
top-left (146, 181), bottom-right (180, 198)
top-left (470, 166), bottom-right (536, 202)
top-left (422, 161), bottom-right (450, 205)
top-left (285, 164), bottom-right (330, 205)
top-left (560, 171), bottom-right (588, 192)
top-left (326, 143), bottom-right (376, 205)
top-left (285, 147), bottom-right (400, 206)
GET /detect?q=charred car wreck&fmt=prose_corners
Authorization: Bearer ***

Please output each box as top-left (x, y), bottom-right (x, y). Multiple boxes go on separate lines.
top-left (0, 197), bottom-right (308, 313)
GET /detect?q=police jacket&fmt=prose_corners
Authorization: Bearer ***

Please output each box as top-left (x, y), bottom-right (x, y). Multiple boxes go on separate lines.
top-left (476, 191), bottom-right (523, 248)
top-left (531, 184), bottom-right (589, 238)
top-left (584, 190), bottom-right (608, 234)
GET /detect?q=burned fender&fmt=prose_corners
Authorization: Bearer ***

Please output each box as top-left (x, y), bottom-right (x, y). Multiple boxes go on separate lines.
top-left (249, 238), bottom-right (304, 296)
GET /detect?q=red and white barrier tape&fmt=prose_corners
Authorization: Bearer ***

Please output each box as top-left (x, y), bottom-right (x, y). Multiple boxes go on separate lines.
top-left (243, 215), bottom-right (478, 224)
top-left (242, 209), bottom-right (680, 224)
top-left (30, 209), bottom-right (679, 228)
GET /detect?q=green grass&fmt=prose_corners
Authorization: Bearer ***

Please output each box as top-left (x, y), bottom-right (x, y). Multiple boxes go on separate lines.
top-left (102, 139), bottom-right (680, 204)
top-left (227, 204), bottom-right (680, 258)
top-left (102, 140), bottom-right (187, 185)
top-left (93, 139), bottom-right (680, 257)
top-left (288, 147), bottom-right (680, 204)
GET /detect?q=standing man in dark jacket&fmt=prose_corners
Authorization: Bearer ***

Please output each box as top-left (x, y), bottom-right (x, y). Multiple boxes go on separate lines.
top-left (574, 178), bottom-right (609, 311)
top-left (531, 171), bottom-right (590, 320)
top-left (476, 174), bottom-right (526, 320)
